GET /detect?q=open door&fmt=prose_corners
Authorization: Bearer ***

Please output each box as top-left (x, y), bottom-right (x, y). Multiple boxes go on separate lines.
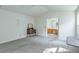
top-left (47, 18), bottom-right (59, 38)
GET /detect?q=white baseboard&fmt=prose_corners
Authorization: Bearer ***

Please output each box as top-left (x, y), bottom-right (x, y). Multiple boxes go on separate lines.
top-left (16, 35), bottom-right (26, 40)
top-left (0, 35), bottom-right (27, 44)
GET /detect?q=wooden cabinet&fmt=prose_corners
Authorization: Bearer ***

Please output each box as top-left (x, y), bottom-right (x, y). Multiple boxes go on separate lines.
top-left (47, 29), bottom-right (58, 35)
top-left (27, 28), bottom-right (36, 34)
top-left (27, 24), bottom-right (36, 36)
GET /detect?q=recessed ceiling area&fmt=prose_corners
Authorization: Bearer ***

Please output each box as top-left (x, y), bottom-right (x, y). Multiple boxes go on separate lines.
top-left (0, 5), bottom-right (78, 17)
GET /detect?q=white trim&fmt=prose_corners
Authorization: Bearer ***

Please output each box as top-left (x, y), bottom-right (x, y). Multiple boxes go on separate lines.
top-left (0, 35), bottom-right (26, 44)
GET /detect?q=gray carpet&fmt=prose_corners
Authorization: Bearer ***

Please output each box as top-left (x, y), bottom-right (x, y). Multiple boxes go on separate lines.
top-left (0, 36), bottom-right (79, 53)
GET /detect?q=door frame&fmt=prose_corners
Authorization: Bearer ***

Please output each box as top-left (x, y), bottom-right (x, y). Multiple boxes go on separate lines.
top-left (46, 17), bottom-right (59, 39)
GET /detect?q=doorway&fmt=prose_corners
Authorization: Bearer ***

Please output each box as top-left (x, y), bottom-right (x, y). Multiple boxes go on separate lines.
top-left (46, 18), bottom-right (59, 38)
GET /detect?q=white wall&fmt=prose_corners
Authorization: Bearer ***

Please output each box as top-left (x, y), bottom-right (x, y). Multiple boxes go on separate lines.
top-left (34, 11), bottom-right (75, 41)
top-left (16, 15), bottom-right (34, 39)
top-left (0, 9), bottom-right (34, 44)
top-left (77, 13), bottom-right (79, 36)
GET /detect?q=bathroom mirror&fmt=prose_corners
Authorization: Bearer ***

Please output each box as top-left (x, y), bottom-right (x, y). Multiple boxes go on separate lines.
top-left (28, 23), bottom-right (33, 28)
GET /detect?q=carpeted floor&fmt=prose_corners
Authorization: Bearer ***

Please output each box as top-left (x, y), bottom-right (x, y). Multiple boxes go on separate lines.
top-left (0, 36), bottom-right (79, 53)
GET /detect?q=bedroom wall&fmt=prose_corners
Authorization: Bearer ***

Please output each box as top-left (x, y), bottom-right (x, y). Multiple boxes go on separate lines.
top-left (34, 11), bottom-right (75, 41)
top-left (0, 9), bottom-right (34, 44)
top-left (77, 13), bottom-right (79, 36)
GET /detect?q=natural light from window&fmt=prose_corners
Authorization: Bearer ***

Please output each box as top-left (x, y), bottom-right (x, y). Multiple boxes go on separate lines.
top-left (43, 47), bottom-right (69, 53)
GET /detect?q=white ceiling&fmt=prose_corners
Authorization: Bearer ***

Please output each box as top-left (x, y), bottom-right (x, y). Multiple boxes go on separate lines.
top-left (0, 5), bottom-right (78, 17)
